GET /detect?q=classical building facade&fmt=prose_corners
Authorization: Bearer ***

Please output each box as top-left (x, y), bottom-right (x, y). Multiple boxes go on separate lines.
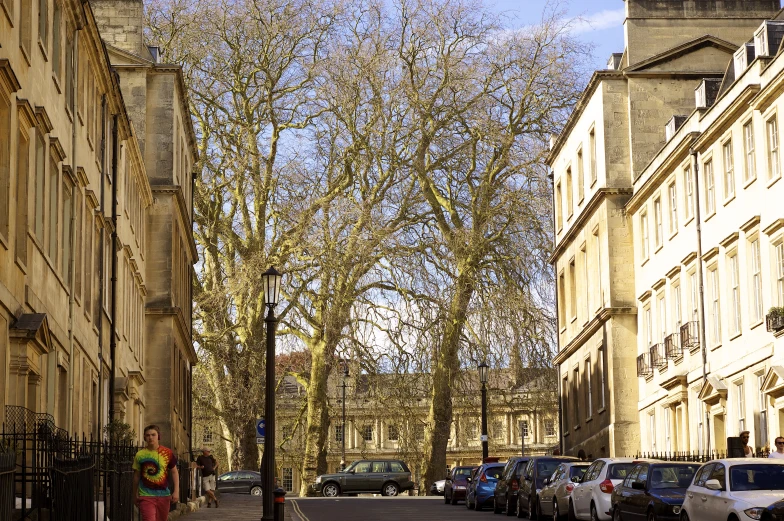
top-left (548, 0), bottom-right (782, 458)
top-left (194, 367), bottom-right (559, 494)
top-left (0, 0), bottom-right (196, 453)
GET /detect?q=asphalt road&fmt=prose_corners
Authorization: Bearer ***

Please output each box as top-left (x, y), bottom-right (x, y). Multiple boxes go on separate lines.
top-left (289, 496), bottom-right (508, 521)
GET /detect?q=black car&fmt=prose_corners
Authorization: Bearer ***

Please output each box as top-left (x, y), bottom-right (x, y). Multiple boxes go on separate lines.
top-left (311, 459), bottom-right (414, 497)
top-left (444, 465), bottom-right (476, 505)
top-left (610, 461), bottom-right (699, 521)
top-left (763, 498), bottom-right (784, 521)
top-left (493, 456), bottom-right (530, 515)
top-left (216, 470), bottom-right (263, 495)
top-left (517, 456), bottom-right (579, 519)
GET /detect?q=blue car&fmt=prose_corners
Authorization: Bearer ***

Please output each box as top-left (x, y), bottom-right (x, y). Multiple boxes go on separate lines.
top-left (466, 462), bottom-right (505, 511)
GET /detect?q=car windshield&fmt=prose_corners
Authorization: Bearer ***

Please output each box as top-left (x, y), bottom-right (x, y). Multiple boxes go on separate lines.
top-left (537, 460), bottom-right (561, 477)
top-left (730, 464), bottom-right (784, 491)
top-left (484, 466), bottom-right (504, 480)
top-left (649, 465), bottom-right (699, 489)
top-left (608, 463), bottom-right (636, 480)
top-left (343, 462), bottom-right (360, 473)
top-left (570, 466), bottom-right (588, 479)
top-left (455, 468), bottom-right (473, 477)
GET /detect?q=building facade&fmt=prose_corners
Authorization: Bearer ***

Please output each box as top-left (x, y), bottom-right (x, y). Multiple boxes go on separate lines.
top-left (0, 0), bottom-right (196, 452)
top-left (194, 367), bottom-right (559, 494)
top-left (548, 0), bottom-right (782, 458)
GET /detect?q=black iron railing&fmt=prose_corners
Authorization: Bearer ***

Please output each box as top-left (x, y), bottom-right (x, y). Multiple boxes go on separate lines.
top-left (680, 321), bottom-right (699, 350)
top-left (664, 332), bottom-right (682, 359)
top-left (632, 450), bottom-right (771, 462)
top-left (0, 448), bottom-right (13, 521)
top-left (650, 344), bottom-right (667, 370)
top-left (637, 353), bottom-right (652, 377)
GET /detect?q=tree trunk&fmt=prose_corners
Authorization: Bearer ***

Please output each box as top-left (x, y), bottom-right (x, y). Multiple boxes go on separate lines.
top-left (241, 418), bottom-right (260, 471)
top-left (299, 340), bottom-right (330, 496)
top-left (421, 265), bottom-right (476, 493)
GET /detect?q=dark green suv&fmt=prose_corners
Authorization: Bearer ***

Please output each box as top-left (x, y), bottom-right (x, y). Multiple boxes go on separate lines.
top-left (312, 460), bottom-right (414, 497)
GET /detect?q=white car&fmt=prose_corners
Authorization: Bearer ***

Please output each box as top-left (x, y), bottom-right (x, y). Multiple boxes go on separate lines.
top-left (680, 458), bottom-right (784, 521)
top-left (569, 458), bottom-right (637, 520)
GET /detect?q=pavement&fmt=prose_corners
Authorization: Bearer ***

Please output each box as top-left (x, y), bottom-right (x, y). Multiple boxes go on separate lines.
top-left (182, 493), bottom-right (293, 520)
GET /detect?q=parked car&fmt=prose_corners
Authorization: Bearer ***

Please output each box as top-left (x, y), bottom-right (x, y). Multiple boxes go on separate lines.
top-left (762, 497), bottom-right (784, 521)
top-left (680, 458), bottom-right (784, 521)
top-left (537, 461), bottom-right (590, 520)
top-left (570, 458), bottom-right (637, 521)
top-left (216, 470), bottom-right (263, 495)
top-left (493, 456), bottom-right (530, 515)
top-left (431, 479), bottom-right (446, 496)
top-left (311, 459), bottom-right (414, 497)
top-left (610, 461), bottom-right (699, 521)
top-left (466, 462), bottom-right (505, 511)
top-left (445, 465), bottom-right (476, 505)
top-left (516, 456), bottom-right (579, 519)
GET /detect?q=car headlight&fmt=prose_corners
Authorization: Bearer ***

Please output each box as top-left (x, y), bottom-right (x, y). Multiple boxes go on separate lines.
top-left (744, 508), bottom-right (764, 520)
top-left (672, 506), bottom-right (681, 515)
top-left (315, 476), bottom-right (322, 484)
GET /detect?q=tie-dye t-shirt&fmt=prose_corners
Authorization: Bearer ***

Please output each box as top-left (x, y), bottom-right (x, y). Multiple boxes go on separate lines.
top-left (133, 445), bottom-right (178, 496)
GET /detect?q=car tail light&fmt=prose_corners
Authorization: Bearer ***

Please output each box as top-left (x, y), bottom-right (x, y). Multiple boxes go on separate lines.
top-left (480, 473), bottom-right (488, 483)
top-left (599, 480), bottom-right (614, 494)
top-left (511, 478), bottom-right (519, 491)
top-left (565, 483), bottom-right (575, 493)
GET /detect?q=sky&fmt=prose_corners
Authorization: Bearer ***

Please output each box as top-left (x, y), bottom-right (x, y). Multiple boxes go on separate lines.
top-left (486, 0), bottom-right (627, 69)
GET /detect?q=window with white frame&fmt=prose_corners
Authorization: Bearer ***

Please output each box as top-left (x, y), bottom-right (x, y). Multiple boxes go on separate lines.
top-left (668, 182), bottom-right (678, 233)
top-left (202, 428), bottom-right (213, 444)
top-left (777, 242), bottom-right (784, 306)
top-left (684, 166), bottom-right (694, 220)
top-left (566, 167), bottom-right (574, 217)
top-left (709, 265), bottom-right (722, 345)
top-left (744, 120), bottom-right (756, 182)
top-left (658, 294), bottom-right (667, 341)
top-left (649, 412), bottom-right (657, 451)
top-left (644, 305), bottom-right (653, 347)
top-left (362, 425), bottom-right (373, 442)
top-left (723, 140), bottom-right (735, 199)
top-left (598, 345), bottom-right (606, 410)
top-left (768, 115), bottom-right (780, 180)
top-left (519, 419), bottom-right (529, 439)
top-left (758, 374), bottom-right (768, 448)
top-left (690, 271), bottom-right (699, 323)
top-left (545, 419), bottom-right (556, 437)
top-left (696, 391), bottom-right (705, 453)
top-left (581, 246), bottom-right (589, 321)
top-left (590, 128), bottom-right (597, 185)
top-left (569, 259), bottom-right (577, 320)
top-left (558, 271), bottom-right (566, 325)
top-left (573, 366), bottom-right (580, 426)
top-left (729, 254), bottom-right (741, 336)
top-left (387, 424), bottom-right (399, 441)
top-left (705, 159), bottom-right (716, 215)
top-left (555, 182), bottom-right (563, 230)
top-left (673, 283), bottom-right (682, 333)
top-left (736, 380), bottom-right (745, 433)
top-left (577, 149), bottom-right (585, 203)
top-left (585, 357), bottom-right (592, 418)
top-left (654, 197), bottom-right (663, 248)
top-left (283, 468), bottom-right (293, 492)
top-left (664, 407), bottom-right (672, 452)
top-left (641, 211), bottom-right (650, 260)
top-left (594, 228), bottom-right (602, 310)
top-left (751, 238), bottom-right (763, 323)
top-left (335, 425), bottom-right (343, 442)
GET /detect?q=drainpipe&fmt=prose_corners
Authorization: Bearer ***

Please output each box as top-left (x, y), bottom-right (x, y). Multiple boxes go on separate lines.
top-left (548, 169), bottom-right (564, 455)
top-left (689, 147), bottom-right (711, 453)
top-left (97, 94), bottom-right (107, 439)
top-left (108, 114), bottom-right (118, 423)
top-left (66, 23), bottom-right (81, 433)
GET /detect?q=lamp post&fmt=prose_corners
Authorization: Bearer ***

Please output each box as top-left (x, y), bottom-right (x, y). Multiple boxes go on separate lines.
top-left (341, 362), bottom-right (349, 471)
top-left (262, 267), bottom-right (283, 521)
top-left (478, 362), bottom-right (489, 461)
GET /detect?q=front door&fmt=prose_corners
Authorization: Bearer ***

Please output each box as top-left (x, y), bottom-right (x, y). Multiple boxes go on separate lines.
top-left (344, 461), bottom-right (373, 492)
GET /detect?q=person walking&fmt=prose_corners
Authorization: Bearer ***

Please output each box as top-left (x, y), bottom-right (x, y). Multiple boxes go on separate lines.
top-left (770, 437), bottom-right (784, 459)
top-left (740, 431), bottom-right (754, 457)
top-left (133, 425), bottom-right (180, 521)
top-left (196, 447), bottom-right (220, 508)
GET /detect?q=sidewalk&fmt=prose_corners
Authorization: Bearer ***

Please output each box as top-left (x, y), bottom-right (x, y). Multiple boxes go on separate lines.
top-left (182, 494), bottom-right (294, 521)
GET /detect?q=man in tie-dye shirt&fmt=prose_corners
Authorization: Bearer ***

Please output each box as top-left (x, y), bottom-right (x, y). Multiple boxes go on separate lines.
top-left (133, 424), bottom-right (180, 520)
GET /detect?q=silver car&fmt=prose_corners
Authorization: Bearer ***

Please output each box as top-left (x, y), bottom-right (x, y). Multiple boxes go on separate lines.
top-left (538, 461), bottom-right (591, 520)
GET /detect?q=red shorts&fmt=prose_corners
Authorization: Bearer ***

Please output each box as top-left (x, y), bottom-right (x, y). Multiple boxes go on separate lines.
top-left (138, 496), bottom-right (171, 521)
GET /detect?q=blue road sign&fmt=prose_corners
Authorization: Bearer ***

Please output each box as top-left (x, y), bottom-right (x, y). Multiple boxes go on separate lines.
top-left (256, 419), bottom-right (265, 438)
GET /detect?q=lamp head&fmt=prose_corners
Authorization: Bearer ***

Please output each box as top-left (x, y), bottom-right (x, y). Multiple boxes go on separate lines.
top-left (478, 361), bottom-right (489, 384)
top-left (261, 266), bottom-right (283, 309)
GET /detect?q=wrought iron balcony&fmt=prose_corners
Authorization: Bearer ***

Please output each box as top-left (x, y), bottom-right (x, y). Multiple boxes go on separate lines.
top-left (650, 344), bottom-right (667, 370)
top-left (767, 312), bottom-right (784, 332)
top-left (637, 353), bottom-right (652, 377)
top-left (664, 332), bottom-right (682, 359)
top-left (680, 321), bottom-right (699, 350)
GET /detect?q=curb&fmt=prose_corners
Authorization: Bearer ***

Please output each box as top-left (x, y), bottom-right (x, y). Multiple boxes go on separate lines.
top-left (167, 496), bottom-right (207, 520)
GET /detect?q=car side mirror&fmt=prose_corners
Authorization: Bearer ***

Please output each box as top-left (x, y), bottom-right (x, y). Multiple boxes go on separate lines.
top-left (543, 477), bottom-right (550, 485)
top-left (705, 479), bottom-right (722, 491)
top-left (571, 476), bottom-right (581, 483)
top-left (631, 481), bottom-right (645, 490)
top-left (349, 470), bottom-right (356, 474)
top-left (466, 477), bottom-right (472, 483)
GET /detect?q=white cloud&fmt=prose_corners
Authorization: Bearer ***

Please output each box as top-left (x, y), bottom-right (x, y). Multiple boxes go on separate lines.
top-left (568, 8), bottom-right (625, 35)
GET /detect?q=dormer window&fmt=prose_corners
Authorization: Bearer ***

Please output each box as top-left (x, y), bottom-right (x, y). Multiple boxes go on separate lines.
top-left (733, 44), bottom-right (755, 77)
top-left (754, 21), bottom-right (784, 57)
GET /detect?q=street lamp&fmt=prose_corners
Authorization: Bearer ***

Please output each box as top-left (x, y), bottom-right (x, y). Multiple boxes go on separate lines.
top-left (262, 266), bottom-right (283, 521)
top-left (341, 362), bottom-right (349, 471)
top-left (478, 361), bottom-right (489, 461)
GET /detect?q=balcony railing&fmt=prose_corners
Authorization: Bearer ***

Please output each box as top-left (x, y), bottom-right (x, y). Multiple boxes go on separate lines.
top-left (664, 333), bottom-right (682, 359)
top-left (680, 321), bottom-right (699, 350)
top-left (637, 353), bottom-right (652, 377)
top-left (650, 344), bottom-right (667, 370)
top-left (767, 312), bottom-right (784, 332)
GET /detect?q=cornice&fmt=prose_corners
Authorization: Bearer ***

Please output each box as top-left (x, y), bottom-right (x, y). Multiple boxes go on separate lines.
top-left (764, 218), bottom-right (784, 236)
top-left (740, 215), bottom-right (761, 234)
top-left (0, 59), bottom-right (21, 93)
top-left (628, 133), bottom-right (698, 213)
top-left (553, 307), bottom-right (637, 366)
top-left (693, 84), bottom-right (760, 152)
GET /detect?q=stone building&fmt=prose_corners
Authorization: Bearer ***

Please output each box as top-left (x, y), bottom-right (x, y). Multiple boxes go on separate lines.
top-left (0, 0), bottom-right (196, 453)
top-left (193, 367), bottom-right (559, 494)
top-left (548, 0), bottom-right (782, 458)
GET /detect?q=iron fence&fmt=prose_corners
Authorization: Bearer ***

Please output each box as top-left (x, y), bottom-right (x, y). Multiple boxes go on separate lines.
top-left (631, 450), bottom-right (772, 462)
top-left (0, 448), bottom-right (14, 521)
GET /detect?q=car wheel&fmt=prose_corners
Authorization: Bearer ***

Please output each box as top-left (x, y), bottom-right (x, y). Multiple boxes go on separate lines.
top-left (477, 500), bottom-right (484, 512)
top-left (528, 495), bottom-right (537, 520)
top-left (250, 486), bottom-right (262, 497)
top-left (494, 494), bottom-right (503, 514)
top-left (451, 491), bottom-right (458, 505)
top-left (382, 482), bottom-right (399, 497)
top-left (506, 495), bottom-right (515, 517)
top-left (466, 494), bottom-right (473, 510)
top-left (591, 502), bottom-right (599, 521)
top-left (613, 507), bottom-right (623, 521)
top-left (647, 509), bottom-right (656, 521)
top-left (322, 482), bottom-right (340, 497)
top-left (679, 512), bottom-right (689, 521)
top-left (516, 494), bottom-right (525, 518)
top-left (568, 500), bottom-right (576, 521)
top-left (553, 499), bottom-right (560, 521)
